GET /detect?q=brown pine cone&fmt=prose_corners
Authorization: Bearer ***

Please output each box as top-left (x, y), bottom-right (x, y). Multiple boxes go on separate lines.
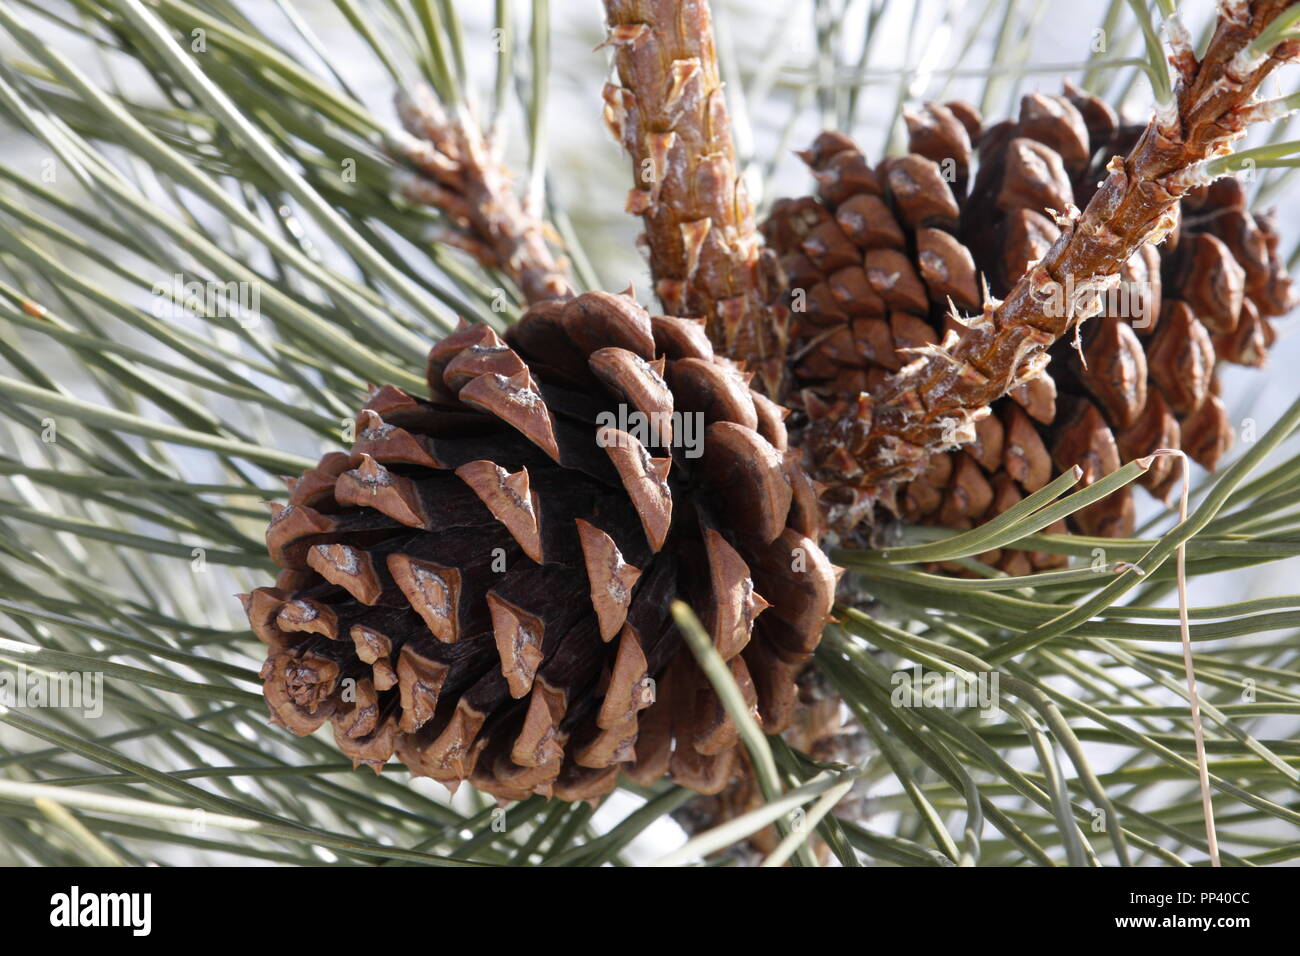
top-left (762, 84), bottom-right (1293, 565)
top-left (244, 291), bottom-right (838, 801)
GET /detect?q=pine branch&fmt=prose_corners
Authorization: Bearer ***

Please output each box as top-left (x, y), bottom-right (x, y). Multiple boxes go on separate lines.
top-left (803, 0), bottom-right (1300, 525)
top-left (393, 85), bottom-right (573, 305)
top-left (0, 0), bottom-right (1297, 868)
top-left (601, 0), bottom-right (788, 395)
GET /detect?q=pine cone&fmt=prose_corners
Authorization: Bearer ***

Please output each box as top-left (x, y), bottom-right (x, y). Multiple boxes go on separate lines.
top-left (244, 291), bottom-right (838, 801)
top-left (762, 85), bottom-right (1293, 560)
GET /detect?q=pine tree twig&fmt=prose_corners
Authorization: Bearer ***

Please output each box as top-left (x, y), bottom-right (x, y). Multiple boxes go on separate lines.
top-left (803, 0), bottom-right (1300, 528)
top-left (392, 86), bottom-right (573, 305)
top-left (601, 0), bottom-right (788, 395)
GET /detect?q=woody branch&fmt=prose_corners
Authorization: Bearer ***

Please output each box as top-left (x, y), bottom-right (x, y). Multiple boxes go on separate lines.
top-left (602, 0), bottom-right (789, 396)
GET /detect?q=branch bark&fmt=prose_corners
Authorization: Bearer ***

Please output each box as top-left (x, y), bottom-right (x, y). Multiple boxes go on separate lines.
top-left (602, 0), bottom-right (787, 395)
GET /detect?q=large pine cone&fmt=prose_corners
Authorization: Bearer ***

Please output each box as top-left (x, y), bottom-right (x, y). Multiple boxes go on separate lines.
top-left (244, 291), bottom-right (837, 802)
top-left (763, 85), bottom-right (1293, 565)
